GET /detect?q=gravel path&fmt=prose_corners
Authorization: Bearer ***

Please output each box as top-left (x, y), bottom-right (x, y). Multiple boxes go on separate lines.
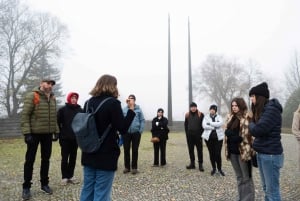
top-left (0, 133), bottom-right (299, 201)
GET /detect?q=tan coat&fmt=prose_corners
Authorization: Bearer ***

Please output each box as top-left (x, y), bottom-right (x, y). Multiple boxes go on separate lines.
top-left (224, 112), bottom-right (254, 161)
top-left (292, 104), bottom-right (300, 140)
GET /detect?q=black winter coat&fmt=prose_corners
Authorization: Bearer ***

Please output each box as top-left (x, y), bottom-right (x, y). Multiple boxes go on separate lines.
top-left (57, 103), bottom-right (83, 140)
top-left (81, 95), bottom-right (135, 171)
top-left (249, 99), bottom-right (283, 155)
top-left (151, 116), bottom-right (169, 140)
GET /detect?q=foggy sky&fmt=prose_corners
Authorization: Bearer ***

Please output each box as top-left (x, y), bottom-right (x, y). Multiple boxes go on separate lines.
top-left (27, 0), bottom-right (300, 120)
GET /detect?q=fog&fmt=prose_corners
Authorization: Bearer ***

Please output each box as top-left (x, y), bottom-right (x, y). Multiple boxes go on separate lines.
top-left (27, 0), bottom-right (300, 120)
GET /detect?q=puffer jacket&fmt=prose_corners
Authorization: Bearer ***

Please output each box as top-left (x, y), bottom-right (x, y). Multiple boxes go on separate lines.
top-left (21, 87), bottom-right (59, 135)
top-left (249, 98), bottom-right (283, 155)
top-left (224, 112), bottom-right (254, 161)
top-left (202, 113), bottom-right (224, 141)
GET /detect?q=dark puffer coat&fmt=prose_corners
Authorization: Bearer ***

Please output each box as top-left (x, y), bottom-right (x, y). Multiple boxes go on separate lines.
top-left (249, 99), bottom-right (283, 155)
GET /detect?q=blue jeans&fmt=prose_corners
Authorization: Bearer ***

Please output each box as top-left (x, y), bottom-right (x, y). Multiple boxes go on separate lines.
top-left (80, 166), bottom-right (115, 201)
top-left (257, 153), bottom-right (284, 201)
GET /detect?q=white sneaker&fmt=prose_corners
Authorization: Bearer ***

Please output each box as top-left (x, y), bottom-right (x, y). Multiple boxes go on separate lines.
top-left (61, 178), bottom-right (68, 186)
top-left (68, 177), bottom-right (79, 184)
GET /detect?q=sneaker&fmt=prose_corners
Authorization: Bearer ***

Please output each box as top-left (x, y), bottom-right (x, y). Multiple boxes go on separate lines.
top-left (211, 169), bottom-right (216, 176)
top-left (219, 170), bottom-right (225, 176)
top-left (61, 178), bottom-right (68, 185)
top-left (41, 185), bottom-right (53, 194)
top-left (22, 188), bottom-right (31, 200)
top-left (123, 168), bottom-right (130, 174)
top-left (68, 177), bottom-right (80, 184)
top-left (186, 164), bottom-right (196, 169)
top-left (131, 169), bottom-right (138, 174)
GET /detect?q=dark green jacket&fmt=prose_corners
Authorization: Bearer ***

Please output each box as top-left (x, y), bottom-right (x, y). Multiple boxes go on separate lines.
top-left (21, 87), bottom-right (59, 135)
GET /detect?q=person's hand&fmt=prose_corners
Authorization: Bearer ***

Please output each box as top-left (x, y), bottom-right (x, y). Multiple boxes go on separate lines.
top-left (24, 134), bottom-right (34, 144)
top-left (52, 133), bottom-right (59, 141)
top-left (126, 99), bottom-right (134, 110)
top-left (225, 129), bottom-right (233, 137)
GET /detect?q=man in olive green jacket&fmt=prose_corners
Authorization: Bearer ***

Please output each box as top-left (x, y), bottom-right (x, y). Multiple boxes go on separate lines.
top-left (21, 78), bottom-right (59, 200)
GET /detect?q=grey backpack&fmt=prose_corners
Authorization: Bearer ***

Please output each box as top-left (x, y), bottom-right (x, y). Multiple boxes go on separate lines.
top-left (71, 97), bottom-right (112, 153)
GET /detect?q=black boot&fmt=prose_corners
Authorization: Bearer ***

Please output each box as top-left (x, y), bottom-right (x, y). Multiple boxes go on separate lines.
top-left (186, 162), bottom-right (195, 169)
top-left (199, 163), bottom-right (204, 172)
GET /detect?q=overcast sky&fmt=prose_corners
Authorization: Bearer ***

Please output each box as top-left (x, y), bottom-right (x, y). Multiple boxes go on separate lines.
top-left (26, 0), bottom-right (300, 120)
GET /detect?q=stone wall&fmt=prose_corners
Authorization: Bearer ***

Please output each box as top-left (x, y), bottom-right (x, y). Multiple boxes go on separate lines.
top-left (0, 117), bottom-right (22, 137)
top-left (144, 120), bottom-right (184, 132)
top-left (0, 118), bottom-right (185, 138)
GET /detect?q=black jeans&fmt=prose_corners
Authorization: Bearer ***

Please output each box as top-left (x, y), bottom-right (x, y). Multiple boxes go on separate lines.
top-left (153, 138), bottom-right (167, 165)
top-left (123, 132), bottom-right (141, 170)
top-left (23, 134), bottom-right (52, 189)
top-left (205, 139), bottom-right (223, 170)
top-left (60, 139), bottom-right (78, 179)
top-left (186, 132), bottom-right (203, 164)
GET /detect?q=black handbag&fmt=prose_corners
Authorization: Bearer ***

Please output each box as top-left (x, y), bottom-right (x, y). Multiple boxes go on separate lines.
top-left (251, 152), bottom-right (258, 168)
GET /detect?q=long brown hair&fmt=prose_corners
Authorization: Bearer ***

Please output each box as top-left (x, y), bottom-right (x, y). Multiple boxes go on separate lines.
top-left (251, 95), bottom-right (268, 123)
top-left (89, 74), bottom-right (119, 98)
top-left (227, 97), bottom-right (248, 129)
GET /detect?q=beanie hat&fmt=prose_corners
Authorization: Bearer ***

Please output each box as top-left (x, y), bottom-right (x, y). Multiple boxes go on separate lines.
top-left (157, 108), bottom-right (164, 113)
top-left (249, 82), bottom-right (270, 98)
top-left (190, 102), bottom-right (197, 107)
top-left (66, 92), bottom-right (79, 104)
top-left (209, 104), bottom-right (217, 112)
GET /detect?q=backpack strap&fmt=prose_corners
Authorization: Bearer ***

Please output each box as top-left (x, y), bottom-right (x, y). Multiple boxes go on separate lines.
top-left (198, 111), bottom-right (202, 118)
top-left (86, 97), bottom-right (113, 114)
top-left (89, 97), bottom-right (113, 144)
top-left (33, 92), bottom-right (40, 105)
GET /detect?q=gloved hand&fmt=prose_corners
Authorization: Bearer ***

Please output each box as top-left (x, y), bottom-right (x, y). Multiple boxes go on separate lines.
top-left (24, 134), bottom-right (34, 144)
top-left (52, 133), bottom-right (59, 141)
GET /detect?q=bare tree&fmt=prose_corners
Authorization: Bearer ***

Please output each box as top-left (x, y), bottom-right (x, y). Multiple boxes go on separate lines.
top-left (285, 51), bottom-right (300, 94)
top-left (193, 54), bottom-right (263, 114)
top-left (0, 0), bottom-right (68, 117)
top-left (281, 51), bottom-right (300, 127)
